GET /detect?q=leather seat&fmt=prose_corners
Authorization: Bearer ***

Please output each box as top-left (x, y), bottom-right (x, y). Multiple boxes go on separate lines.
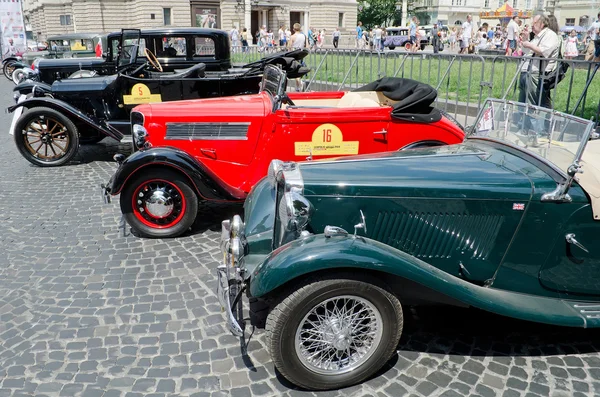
top-left (155, 63), bottom-right (206, 79)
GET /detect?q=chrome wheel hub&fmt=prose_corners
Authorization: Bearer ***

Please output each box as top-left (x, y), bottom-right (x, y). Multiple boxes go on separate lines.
top-left (295, 295), bottom-right (383, 375)
top-left (141, 190), bottom-right (174, 218)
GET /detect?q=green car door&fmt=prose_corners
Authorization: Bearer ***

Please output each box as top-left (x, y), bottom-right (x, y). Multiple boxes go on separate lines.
top-left (539, 201), bottom-right (600, 296)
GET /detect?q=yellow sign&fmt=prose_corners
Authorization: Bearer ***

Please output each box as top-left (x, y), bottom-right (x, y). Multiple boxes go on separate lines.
top-left (70, 42), bottom-right (87, 51)
top-left (123, 83), bottom-right (162, 105)
top-left (295, 124), bottom-right (359, 156)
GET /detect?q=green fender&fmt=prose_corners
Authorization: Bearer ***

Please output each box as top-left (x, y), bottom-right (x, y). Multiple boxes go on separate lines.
top-left (249, 234), bottom-right (589, 328)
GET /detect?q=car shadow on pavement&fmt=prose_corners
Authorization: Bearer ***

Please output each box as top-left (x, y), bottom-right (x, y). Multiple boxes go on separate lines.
top-left (396, 305), bottom-right (600, 358)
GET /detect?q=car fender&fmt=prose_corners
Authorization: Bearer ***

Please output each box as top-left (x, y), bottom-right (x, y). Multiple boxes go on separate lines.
top-left (13, 81), bottom-right (52, 96)
top-left (2, 57), bottom-right (21, 65)
top-left (108, 146), bottom-right (247, 202)
top-left (249, 234), bottom-right (586, 328)
top-left (8, 97), bottom-right (124, 142)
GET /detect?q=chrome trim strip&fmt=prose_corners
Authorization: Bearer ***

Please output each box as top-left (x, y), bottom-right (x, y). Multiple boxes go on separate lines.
top-left (298, 151), bottom-right (486, 168)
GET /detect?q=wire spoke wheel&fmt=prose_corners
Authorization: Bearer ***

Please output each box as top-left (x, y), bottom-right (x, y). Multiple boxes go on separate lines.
top-left (132, 179), bottom-right (186, 229)
top-left (22, 115), bottom-right (69, 161)
top-left (295, 295), bottom-right (383, 375)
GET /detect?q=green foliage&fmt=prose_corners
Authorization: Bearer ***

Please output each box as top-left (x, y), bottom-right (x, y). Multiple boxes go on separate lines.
top-left (357, 0), bottom-right (399, 29)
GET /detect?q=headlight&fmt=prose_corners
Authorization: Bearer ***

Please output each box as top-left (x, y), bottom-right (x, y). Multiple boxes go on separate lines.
top-left (132, 124), bottom-right (148, 148)
top-left (268, 159), bottom-right (283, 187)
top-left (231, 215), bottom-right (244, 237)
top-left (278, 188), bottom-right (313, 233)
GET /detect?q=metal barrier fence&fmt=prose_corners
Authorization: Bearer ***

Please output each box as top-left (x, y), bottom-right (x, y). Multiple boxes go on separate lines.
top-left (231, 47), bottom-right (600, 127)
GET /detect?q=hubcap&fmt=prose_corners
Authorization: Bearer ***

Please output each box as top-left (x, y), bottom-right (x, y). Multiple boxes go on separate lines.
top-left (295, 295), bottom-right (383, 375)
top-left (22, 116), bottom-right (69, 161)
top-left (145, 190), bottom-right (174, 218)
top-left (132, 180), bottom-right (186, 229)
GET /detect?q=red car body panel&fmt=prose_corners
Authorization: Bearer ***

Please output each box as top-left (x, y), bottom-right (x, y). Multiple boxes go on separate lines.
top-left (133, 90), bottom-right (465, 197)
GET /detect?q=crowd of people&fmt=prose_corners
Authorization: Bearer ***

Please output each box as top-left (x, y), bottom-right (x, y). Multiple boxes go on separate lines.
top-left (229, 24), bottom-right (342, 52)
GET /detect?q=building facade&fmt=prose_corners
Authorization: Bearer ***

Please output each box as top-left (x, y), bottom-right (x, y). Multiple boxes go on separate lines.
top-left (23, 0), bottom-right (358, 41)
top-left (554, 0), bottom-right (600, 28)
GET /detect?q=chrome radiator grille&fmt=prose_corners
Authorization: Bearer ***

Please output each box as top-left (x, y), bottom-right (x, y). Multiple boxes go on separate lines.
top-left (165, 122), bottom-right (250, 140)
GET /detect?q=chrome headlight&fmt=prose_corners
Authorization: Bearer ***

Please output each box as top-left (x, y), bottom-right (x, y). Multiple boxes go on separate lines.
top-left (268, 159), bottom-right (283, 187)
top-left (231, 215), bottom-right (244, 237)
top-left (278, 187), bottom-right (313, 233)
top-left (132, 124), bottom-right (148, 148)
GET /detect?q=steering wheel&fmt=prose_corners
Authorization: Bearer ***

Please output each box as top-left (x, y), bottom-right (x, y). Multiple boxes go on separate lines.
top-left (144, 48), bottom-right (163, 72)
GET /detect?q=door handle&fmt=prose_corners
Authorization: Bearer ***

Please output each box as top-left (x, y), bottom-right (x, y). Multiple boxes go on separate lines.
top-left (200, 148), bottom-right (217, 159)
top-left (566, 233), bottom-right (589, 253)
top-left (373, 129), bottom-right (387, 135)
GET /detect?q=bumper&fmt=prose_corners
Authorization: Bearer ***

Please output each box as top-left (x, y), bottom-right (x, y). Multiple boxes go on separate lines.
top-left (217, 216), bottom-right (246, 337)
top-left (100, 154), bottom-right (126, 204)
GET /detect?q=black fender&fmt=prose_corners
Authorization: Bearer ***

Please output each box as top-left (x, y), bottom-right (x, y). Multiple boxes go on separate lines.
top-left (9, 61), bottom-right (28, 69)
top-left (13, 81), bottom-right (52, 96)
top-left (7, 97), bottom-right (123, 142)
top-left (108, 146), bottom-right (246, 202)
top-left (2, 57), bottom-right (21, 65)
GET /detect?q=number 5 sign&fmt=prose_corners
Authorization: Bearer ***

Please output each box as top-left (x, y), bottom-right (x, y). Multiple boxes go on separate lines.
top-left (123, 83), bottom-right (162, 105)
top-left (295, 123), bottom-right (359, 156)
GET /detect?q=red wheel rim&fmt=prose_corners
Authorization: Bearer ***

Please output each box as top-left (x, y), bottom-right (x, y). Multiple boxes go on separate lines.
top-left (132, 179), bottom-right (187, 229)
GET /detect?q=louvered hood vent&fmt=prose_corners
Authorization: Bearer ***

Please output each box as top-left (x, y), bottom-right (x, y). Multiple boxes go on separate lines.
top-left (165, 122), bottom-right (250, 140)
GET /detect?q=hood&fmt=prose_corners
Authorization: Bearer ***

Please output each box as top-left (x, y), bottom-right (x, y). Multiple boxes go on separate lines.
top-left (51, 75), bottom-right (117, 93)
top-left (135, 92), bottom-right (268, 122)
top-left (37, 57), bottom-right (106, 69)
top-left (299, 141), bottom-right (534, 201)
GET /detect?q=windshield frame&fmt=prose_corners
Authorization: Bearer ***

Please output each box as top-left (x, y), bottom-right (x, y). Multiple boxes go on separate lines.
top-left (259, 64), bottom-right (287, 113)
top-left (468, 98), bottom-right (595, 180)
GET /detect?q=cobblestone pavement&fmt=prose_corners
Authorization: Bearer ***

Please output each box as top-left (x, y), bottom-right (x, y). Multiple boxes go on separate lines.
top-left (1, 78), bottom-right (600, 397)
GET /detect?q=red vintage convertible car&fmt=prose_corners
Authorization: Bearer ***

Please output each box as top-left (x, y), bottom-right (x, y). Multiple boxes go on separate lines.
top-left (103, 65), bottom-right (466, 238)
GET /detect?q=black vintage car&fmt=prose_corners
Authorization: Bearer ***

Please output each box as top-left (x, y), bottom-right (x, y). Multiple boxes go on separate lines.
top-left (8, 32), bottom-right (309, 167)
top-left (23, 28), bottom-right (233, 85)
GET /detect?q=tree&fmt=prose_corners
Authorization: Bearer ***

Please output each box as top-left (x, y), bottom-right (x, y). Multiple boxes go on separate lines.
top-left (357, 0), bottom-right (398, 28)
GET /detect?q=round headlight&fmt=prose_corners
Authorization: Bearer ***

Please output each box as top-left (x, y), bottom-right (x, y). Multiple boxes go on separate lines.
top-left (230, 237), bottom-right (242, 260)
top-left (268, 159), bottom-right (283, 187)
top-left (231, 215), bottom-right (244, 237)
top-left (279, 189), bottom-right (313, 232)
top-left (132, 124), bottom-right (148, 147)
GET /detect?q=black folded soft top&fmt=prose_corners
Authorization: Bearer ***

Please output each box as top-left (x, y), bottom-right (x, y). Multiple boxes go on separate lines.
top-left (354, 77), bottom-right (442, 123)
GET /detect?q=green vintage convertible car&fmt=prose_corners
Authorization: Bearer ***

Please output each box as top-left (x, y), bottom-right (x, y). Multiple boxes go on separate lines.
top-left (218, 99), bottom-right (600, 390)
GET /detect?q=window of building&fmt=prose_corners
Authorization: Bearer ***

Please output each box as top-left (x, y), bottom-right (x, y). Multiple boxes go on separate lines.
top-left (338, 13), bottom-right (344, 27)
top-left (59, 15), bottom-right (72, 26)
top-left (498, 0), bottom-right (503, 7)
top-left (194, 37), bottom-right (215, 58)
top-left (565, 18), bottom-right (575, 26)
top-left (484, 0), bottom-right (490, 7)
top-left (163, 8), bottom-right (172, 26)
top-left (150, 13), bottom-right (155, 20)
top-left (525, 0), bottom-right (531, 8)
top-left (512, 0), bottom-right (518, 7)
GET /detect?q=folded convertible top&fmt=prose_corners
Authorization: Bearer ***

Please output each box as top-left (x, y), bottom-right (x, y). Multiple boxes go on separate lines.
top-left (353, 77), bottom-right (442, 123)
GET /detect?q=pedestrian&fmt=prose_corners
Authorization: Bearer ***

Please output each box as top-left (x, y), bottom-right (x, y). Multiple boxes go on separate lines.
top-left (409, 16), bottom-right (418, 52)
top-left (285, 27), bottom-right (292, 47)
top-left (373, 25), bottom-right (382, 52)
top-left (587, 12), bottom-right (600, 62)
top-left (506, 16), bottom-right (520, 56)
top-left (332, 27), bottom-right (340, 49)
top-left (449, 27), bottom-right (456, 50)
top-left (307, 26), bottom-right (316, 50)
top-left (290, 23), bottom-right (307, 91)
top-left (519, 13), bottom-right (560, 109)
top-left (564, 29), bottom-right (580, 59)
top-left (460, 15), bottom-right (473, 54)
top-left (4, 38), bottom-right (16, 57)
top-left (431, 23), bottom-right (440, 54)
top-left (241, 27), bottom-right (249, 52)
top-left (278, 25), bottom-right (285, 47)
top-left (356, 21), bottom-right (363, 48)
top-left (230, 26), bottom-right (240, 52)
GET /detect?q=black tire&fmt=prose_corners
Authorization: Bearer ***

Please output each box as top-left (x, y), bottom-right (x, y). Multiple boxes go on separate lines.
top-left (439, 109), bottom-right (465, 131)
top-left (13, 107), bottom-right (79, 167)
top-left (265, 274), bottom-right (403, 390)
top-left (3, 61), bottom-right (16, 80)
top-left (120, 168), bottom-right (199, 238)
top-left (389, 46), bottom-right (395, 51)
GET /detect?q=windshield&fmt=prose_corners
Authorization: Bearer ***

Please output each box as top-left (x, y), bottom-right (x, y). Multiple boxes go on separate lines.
top-left (49, 39), bottom-right (95, 53)
top-left (469, 99), bottom-right (595, 175)
top-left (259, 65), bottom-right (286, 111)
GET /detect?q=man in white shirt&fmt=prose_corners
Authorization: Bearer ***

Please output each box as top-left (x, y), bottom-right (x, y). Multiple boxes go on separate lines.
top-left (506, 16), bottom-right (520, 56)
top-left (460, 15), bottom-right (473, 54)
top-left (373, 25), bottom-right (383, 52)
top-left (290, 23), bottom-right (307, 91)
top-left (519, 14), bottom-right (559, 110)
top-left (278, 25), bottom-right (286, 47)
top-left (230, 26), bottom-right (240, 52)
